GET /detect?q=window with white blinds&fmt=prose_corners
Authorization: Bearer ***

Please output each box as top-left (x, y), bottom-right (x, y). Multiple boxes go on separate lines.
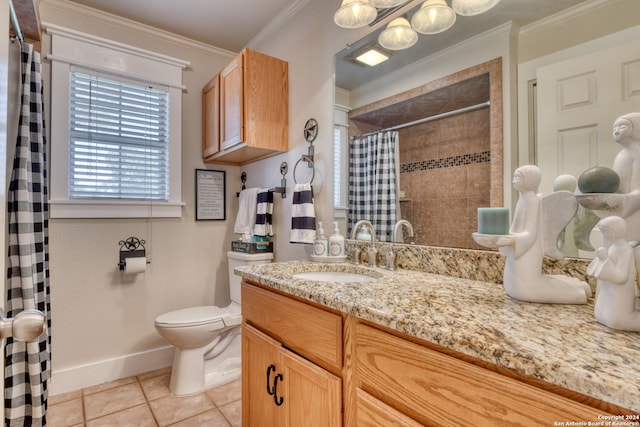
top-left (69, 71), bottom-right (169, 201)
top-left (48, 25), bottom-right (189, 218)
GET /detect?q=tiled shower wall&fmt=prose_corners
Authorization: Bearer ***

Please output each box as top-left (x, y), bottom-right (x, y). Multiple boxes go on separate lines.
top-left (398, 108), bottom-right (490, 249)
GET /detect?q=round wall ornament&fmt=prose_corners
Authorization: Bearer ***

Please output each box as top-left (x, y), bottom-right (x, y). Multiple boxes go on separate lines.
top-left (304, 118), bottom-right (318, 143)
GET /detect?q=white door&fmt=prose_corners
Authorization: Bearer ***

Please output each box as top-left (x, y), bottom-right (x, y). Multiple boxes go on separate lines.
top-left (537, 38), bottom-right (640, 196)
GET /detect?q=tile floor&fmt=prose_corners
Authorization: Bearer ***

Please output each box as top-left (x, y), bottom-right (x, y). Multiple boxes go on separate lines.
top-left (48, 367), bottom-right (241, 426)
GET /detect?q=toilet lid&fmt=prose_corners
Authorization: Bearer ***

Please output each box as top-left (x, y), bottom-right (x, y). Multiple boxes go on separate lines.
top-left (155, 306), bottom-right (228, 327)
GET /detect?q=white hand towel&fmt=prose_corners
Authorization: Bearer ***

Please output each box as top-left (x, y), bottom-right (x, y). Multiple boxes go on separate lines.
top-left (290, 183), bottom-right (316, 244)
top-left (234, 188), bottom-right (259, 234)
top-left (254, 188), bottom-right (274, 237)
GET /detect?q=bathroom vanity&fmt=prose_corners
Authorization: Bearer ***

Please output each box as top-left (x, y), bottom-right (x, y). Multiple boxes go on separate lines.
top-left (238, 259), bottom-right (640, 426)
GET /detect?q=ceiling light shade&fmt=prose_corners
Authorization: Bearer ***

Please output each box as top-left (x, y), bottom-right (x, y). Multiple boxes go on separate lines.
top-left (369, 0), bottom-right (410, 8)
top-left (411, 0), bottom-right (456, 35)
top-left (334, 0), bottom-right (378, 29)
top-left (452, 0), bottom-right (500, 16)
top-left (378, 17), bottom-right (418, 51)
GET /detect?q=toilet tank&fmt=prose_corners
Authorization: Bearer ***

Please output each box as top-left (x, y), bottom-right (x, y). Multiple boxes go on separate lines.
top-left (227, 251), bottom-right (273, 304)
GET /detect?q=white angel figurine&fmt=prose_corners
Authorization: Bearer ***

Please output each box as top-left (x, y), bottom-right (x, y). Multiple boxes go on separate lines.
top-left (587, 216), bottom-right (640, 331)
top-left (610, 112), bottom-right (640, 242)
top-left (494, 165), bottom-right (592, 304)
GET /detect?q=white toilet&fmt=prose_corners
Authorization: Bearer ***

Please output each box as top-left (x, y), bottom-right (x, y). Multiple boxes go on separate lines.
top-left (154, 250), bottom-right (273, 396)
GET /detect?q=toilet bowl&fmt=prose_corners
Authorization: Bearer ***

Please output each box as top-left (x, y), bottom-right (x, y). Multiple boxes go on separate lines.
top-left (154, 250), bottom-right (273, 396)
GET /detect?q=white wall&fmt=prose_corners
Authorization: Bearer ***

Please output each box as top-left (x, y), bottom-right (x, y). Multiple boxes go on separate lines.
top-left (38, 0), bottom-right (239, 394)
top-left (32, 0), bottom-right (640, 395)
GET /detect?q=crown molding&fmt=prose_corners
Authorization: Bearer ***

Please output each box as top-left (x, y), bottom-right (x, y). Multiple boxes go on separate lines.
top-left (39, 0), bottom-right (236, 58)
top-left (519, 0), bottom-right (615, 37)
top-left (245, 0), bottom-right (312, 49)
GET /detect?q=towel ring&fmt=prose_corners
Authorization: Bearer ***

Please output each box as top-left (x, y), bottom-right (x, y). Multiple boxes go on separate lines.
top-left (293, 157), bottom-right (315, 184)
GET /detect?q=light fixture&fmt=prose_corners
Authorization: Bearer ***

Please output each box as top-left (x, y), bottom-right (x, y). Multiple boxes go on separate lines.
top-left (411, 0), bottom-right (457, 35)
top-left (369, 0), bottom-right (410, 8)
top-left (334, 0), bottom-right (378, 29)
top-left (451, 0), bottom-right (500, 16)
top-left (355, 48), bottom-right (390, 66)
top-left (378, 17), bottom-right (418, 51)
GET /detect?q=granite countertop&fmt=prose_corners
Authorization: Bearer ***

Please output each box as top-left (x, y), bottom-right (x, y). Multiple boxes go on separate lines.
top-left (236, 260), bottom-right (640, 413)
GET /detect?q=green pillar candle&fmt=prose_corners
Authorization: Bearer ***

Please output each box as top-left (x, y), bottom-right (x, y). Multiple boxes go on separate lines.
top-left (478, 208), bottom-right (509, 235)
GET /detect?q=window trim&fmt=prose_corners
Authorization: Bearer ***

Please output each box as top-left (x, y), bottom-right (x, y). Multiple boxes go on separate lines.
top-left (46, 23), bottom-right (190, 218)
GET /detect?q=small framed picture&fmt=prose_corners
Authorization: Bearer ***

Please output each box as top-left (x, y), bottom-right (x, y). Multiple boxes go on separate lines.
top-left (195, 169), bottom-right (226, 220)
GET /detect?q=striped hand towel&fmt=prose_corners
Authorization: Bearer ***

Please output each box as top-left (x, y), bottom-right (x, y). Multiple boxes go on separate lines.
top-left (290, 183), bottom-right (316, 244)
top-left (254, 188), bottom-right (274, 237)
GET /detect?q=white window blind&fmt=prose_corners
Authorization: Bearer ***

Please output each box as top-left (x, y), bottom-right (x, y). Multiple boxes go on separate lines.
top-left (69, 70), bottom-right (169, 201)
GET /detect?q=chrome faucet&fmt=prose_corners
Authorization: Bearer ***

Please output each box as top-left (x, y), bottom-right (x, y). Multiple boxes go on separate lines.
top-left (350, 220), bottom-right (377, 267)
top-left (393, 220), bottom-right (414, 243)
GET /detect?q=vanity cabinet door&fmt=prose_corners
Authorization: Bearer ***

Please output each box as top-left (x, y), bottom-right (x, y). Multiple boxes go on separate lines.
top-left (281, 346), bottom-right (342, 427)
top-left (354, 388), bottom-right (422, 427)
top-left (352, 321), bottom-right (610, 427)
top-left (242, 324), bottom-right (342, 427)
top-left (242, 324), bottom-right (281, 426)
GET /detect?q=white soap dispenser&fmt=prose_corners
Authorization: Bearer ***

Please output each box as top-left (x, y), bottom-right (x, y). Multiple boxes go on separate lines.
top-left (313, 222), bottom-right (328, 257)
top-left (328, 222), bottom-right (345, 257)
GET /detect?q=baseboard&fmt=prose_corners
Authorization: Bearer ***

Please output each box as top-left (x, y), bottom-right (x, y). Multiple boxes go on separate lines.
top-left (49, 346), bottom-right (174, 396)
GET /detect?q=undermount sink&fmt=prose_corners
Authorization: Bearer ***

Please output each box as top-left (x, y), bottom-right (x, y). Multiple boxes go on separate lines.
top-left (292, 271), bottom-right (378, 283)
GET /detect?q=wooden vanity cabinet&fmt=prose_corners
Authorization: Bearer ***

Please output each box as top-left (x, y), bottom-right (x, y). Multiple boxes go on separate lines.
top-left (203, 48), bottom-right (288, 165)
top-left (241, 281), bottom-right (617, 426)
top-left (241, 282), bottom-right (342, 426)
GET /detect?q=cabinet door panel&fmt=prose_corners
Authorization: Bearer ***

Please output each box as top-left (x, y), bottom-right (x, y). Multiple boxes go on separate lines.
top-left (242, 324), bottom-right (282, 426)
top-left (220, 54), bottom-right (243, 150)
top-left (354, 323), bottom-right (608, 427)
top-left (354, 388), bottom-right (423, 427)
top-left (282, 349), bottom-right (342, 427)
top-left (202, 74), bottom-right (219, 158)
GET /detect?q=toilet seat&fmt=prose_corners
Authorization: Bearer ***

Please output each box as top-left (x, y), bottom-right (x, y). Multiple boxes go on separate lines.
top-left (155, 305), bottom-right (241, 329)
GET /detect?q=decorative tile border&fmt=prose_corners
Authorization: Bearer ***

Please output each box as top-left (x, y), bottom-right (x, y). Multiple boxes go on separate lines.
top-left (400, 150), bottom-right (491, 174)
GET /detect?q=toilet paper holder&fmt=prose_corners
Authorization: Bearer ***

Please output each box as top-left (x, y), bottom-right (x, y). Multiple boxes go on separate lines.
top-left (118, 236), bottom-right (148, 270)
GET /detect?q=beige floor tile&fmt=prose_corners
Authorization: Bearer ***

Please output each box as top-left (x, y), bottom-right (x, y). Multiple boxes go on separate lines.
top-left (206, 379), bottom-right (241, 407)
top-left (219, 400), bottom-right (241, 427)
top-left (86, 404), bottom-right (156, 427)
top-left (139, 372), bottom-right (171, 402)
top-left (47, 397), bottom-right (84, 426)
top-left (137, 367), bottom-right (171, 381)
top-left (83, 376), bottom-right (137, 396)
top-left (50, 389), bottom-right (82, 406)
top-left (84, 382), bottom-right (147, 420)
top-left (170, 409), bottom-right (230, 427)
top-left (149, 393), bottom-right (215, 426)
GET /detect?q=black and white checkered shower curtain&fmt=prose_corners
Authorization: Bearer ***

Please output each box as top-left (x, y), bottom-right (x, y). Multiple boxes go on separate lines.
top-left (5, 42), bottom-right (51, 427)
top-left (348, 131), bottom-right (399, 242)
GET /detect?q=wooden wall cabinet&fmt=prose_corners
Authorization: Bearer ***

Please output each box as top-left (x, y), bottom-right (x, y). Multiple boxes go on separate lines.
top-left (202, 49), bottom-right (288, 165)
top-left (241, 283), bottom-right (342, 427)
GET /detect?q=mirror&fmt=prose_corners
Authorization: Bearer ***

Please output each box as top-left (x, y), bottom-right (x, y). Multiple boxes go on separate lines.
top-left (334, 0), bottom-right (636, 256)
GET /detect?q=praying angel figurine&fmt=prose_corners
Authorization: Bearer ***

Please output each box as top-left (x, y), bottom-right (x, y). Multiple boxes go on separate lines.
top-left (493, 165), bottom-right (592, 304)
top-left (587, 216), bottom-right (640, 331)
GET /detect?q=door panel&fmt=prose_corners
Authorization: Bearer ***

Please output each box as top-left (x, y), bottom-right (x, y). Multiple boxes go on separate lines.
top-left (537, 39), bottom-right (640, 196)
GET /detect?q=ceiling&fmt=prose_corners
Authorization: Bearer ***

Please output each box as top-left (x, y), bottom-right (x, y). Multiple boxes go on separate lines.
top-left (61, 0), bottom-right (592, 88)
top-left (64, 0), bottom-right (303, 52)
